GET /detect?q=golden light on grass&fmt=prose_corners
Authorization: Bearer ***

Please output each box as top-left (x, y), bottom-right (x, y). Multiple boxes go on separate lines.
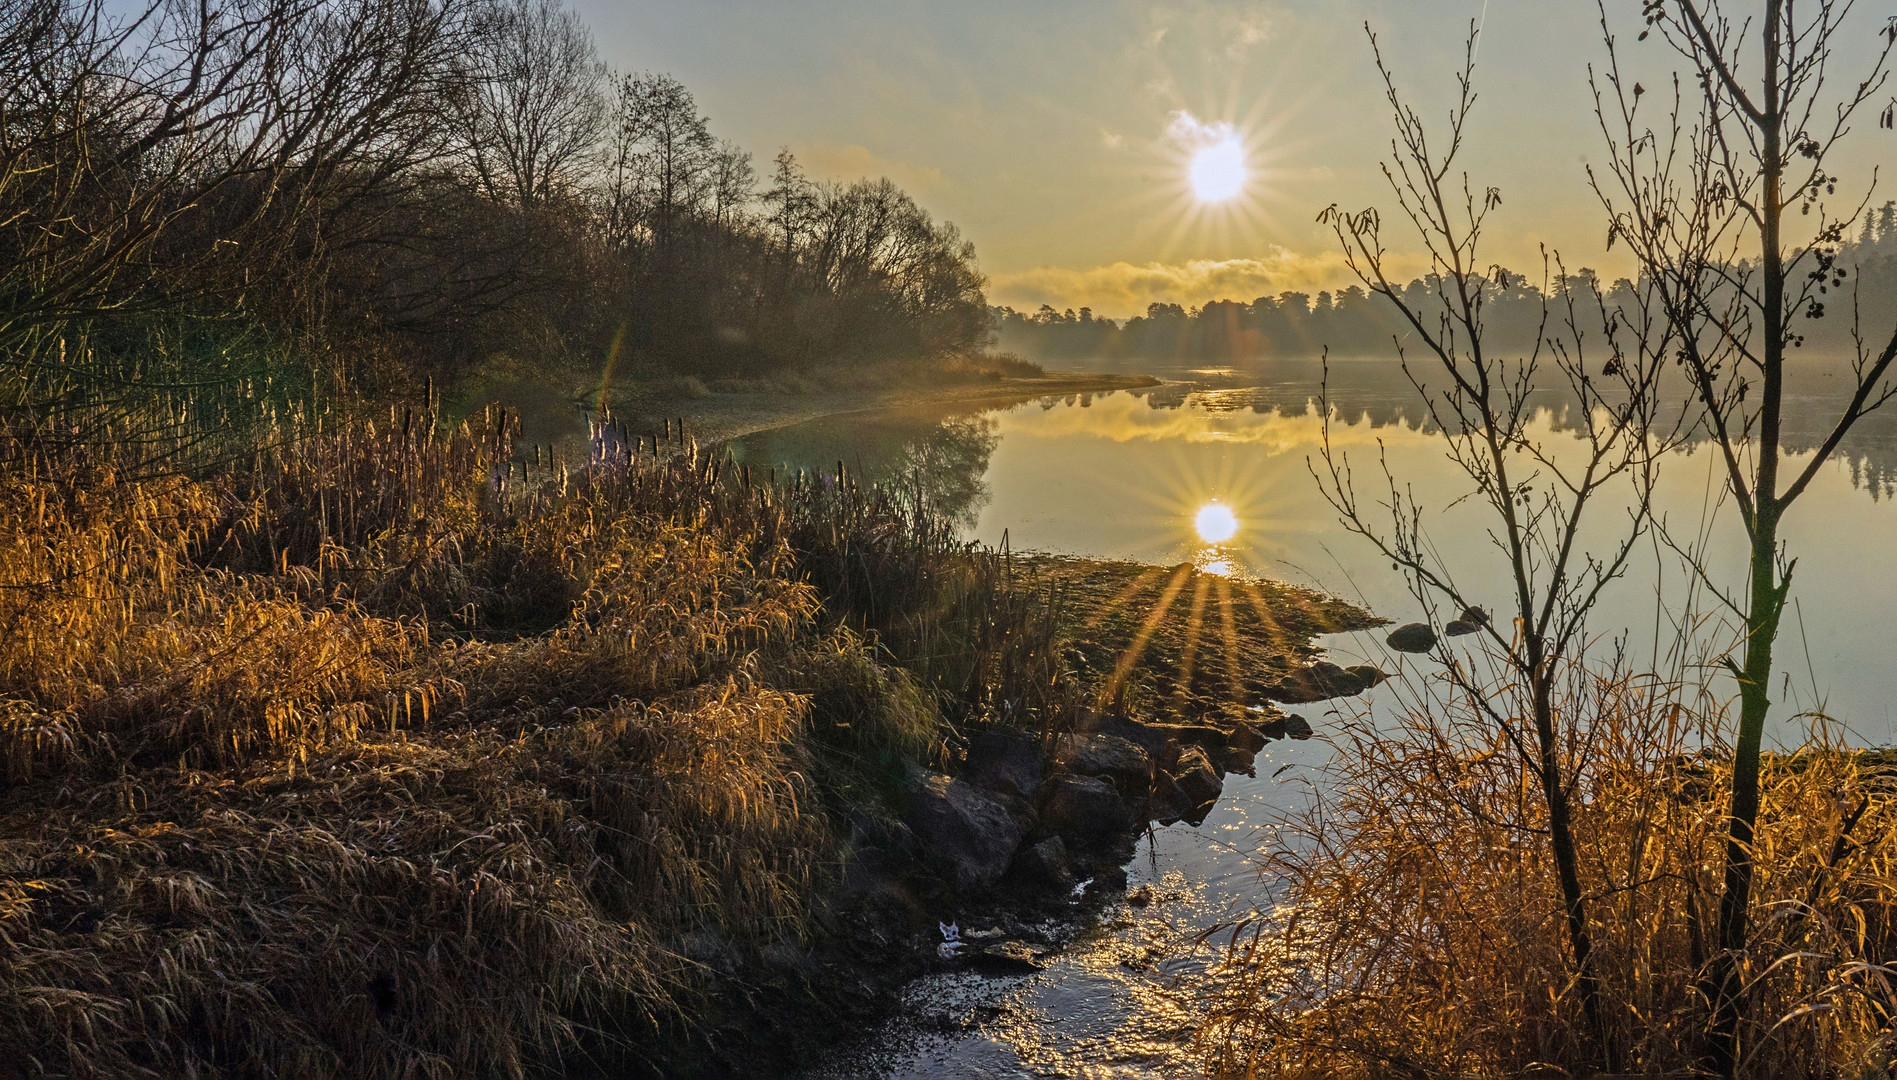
top-left (1195, 501), bottom-right (1239, 543)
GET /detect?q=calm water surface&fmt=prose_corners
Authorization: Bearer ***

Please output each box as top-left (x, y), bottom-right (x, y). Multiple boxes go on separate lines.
top-left (727, 357), bottom-right (1897, 1078)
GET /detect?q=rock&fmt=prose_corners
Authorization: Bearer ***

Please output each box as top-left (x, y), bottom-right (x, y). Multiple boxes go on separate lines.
top-left (1077, 709), bottom-right (1167, 749)
top-left (1147, 772), bottom-right (1194, 827)
top-left (1171, 746), bottom-right (1223, 809)
top-left (1284, 714), bottom-right (1314, 740)
top-left (967, 940), bottom-right (1048, 974)
top-left (1225, 721), bottom-right (1268, 753)
top-left (1386, 622), bottom-right (1438, 653)
top-left (1039, 773), bottom-right (1132, 848)
top-left (1055, 733), bottom-right (1154, 791)
top-left (1346, 664), bottom-right (1387, 689)
top-left (904, 774), bottom-right (1025, 891)
top-left (965, 730), bottom-right (1043, 801)
top-left (1256, 715), bottom-right (1289, 740)
top-left (1266, 660), bottom-right (1379, 702)
top-left (1222, 746), bottom-right (1258, 775)
top-left (1444, 619), bottom-right (1477, 636)
top-left (1010, 836), bottom-right (1076, 892)
top-left (1162, 722), bottom-right (1230, 752)
top-left (1457, 605), bottom-right (1490, 626)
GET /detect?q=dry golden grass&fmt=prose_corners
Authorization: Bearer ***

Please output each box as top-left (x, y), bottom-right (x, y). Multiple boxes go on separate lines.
top-left (0, 398), bottom-right (1072, 1077)
top-left (1196, 661), bottom-right (1897, 1079)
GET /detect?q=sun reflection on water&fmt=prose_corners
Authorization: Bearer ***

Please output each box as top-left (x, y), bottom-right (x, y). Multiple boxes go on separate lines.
top-left (1194, 550), bottom-right (1237, 578)
top-left (1194, 502), bottom-right (1239, 543)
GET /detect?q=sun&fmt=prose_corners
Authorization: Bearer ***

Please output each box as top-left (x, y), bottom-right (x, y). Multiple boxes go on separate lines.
top-left (1188, 133), bottom-right (1247, 203)
top-left (1195, 502), bottom-right (1239, 543)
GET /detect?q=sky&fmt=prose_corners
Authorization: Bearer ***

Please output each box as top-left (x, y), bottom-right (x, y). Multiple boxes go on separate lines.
top-left (571, 0), bottom-right (1896, 319)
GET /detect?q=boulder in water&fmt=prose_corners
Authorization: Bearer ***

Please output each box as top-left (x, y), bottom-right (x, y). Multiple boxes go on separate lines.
top-left (1172, 745), bottom-right (1223, 810)
top-left (1346, 664), bottom-right (1387, 688)
top-left (1386, 622), bottom-right (1437, 653)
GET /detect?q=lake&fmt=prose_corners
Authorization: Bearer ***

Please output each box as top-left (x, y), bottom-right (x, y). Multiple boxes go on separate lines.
top-left (726, 355), bottom-right (1897, 1078)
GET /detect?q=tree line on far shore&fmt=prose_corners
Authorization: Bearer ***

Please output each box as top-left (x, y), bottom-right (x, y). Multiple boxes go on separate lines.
top-left (1, 0), bottom-right (990, 436)
top-left (994, 205), bottom-right (1897, 363)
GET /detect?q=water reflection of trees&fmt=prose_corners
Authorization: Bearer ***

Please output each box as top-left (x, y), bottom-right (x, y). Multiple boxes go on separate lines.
top-left (1153, 359), bottom-right (1897, 500)
top-left (727, 410), bottom-right (1001, 528)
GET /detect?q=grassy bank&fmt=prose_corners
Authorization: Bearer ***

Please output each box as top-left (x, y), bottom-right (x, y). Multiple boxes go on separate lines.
top-left (0, 400), bottom-right (1078, 1077)
top-left (0, 396), bottom-right (1363, 1077)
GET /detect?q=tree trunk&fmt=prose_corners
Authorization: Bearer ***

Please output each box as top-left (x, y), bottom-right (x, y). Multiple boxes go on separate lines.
top-left (1535, 672), bottom-right (1608, 1065)
top-left (1704, 6), bottom-right (1787, 1072)
top-left (1705, 511), bottom-right (1788, 1074)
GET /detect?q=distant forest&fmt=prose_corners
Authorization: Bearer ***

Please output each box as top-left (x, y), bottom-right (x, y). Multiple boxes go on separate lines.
top-left (995, 205), bottom-right (1897, 363)
top-left (2, 0), bottom-right (990, 424)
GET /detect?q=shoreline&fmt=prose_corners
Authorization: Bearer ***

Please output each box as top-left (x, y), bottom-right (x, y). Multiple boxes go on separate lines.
top-left (602, 369), bottom-right (1161, 445)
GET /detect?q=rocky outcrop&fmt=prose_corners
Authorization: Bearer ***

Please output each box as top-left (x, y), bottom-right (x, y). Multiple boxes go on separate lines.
top-left (1053, 732), bottom-right (1154, 791)
top-left (878, 700), bottom-right (1345, 903)
top-left (904, 774), bottom-right (1024, 891)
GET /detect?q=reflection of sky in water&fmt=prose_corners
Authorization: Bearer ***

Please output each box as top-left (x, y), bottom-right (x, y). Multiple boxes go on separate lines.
top-left (743, 359), bottom-right (1897, 1079)
top-left (964, 384), bottom-right (1897, 743)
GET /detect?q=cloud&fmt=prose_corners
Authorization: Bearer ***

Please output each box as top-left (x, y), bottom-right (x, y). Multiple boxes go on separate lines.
top-left (1138, 2), bottom-right (1284, 66)
top-left (795, 143), bottom-right (946, 193)
top-left (1224, 7), bottom-right (1275, 55)
top-left (1166, 109), bottom-right (1235, 150)
top-left (989, 249), bottom-right (1430, 319)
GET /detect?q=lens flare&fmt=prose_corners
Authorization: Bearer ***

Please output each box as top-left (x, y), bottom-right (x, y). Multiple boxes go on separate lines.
top-left (1188, 134), bottom-right (1247, 202)
top-left (1195, 502), bottom-right (1239, 543)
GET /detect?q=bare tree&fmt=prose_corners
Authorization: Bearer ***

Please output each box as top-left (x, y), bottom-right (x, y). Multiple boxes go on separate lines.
top-left (1590, 2), bottom-right (1897, 1070)
top-left (451, 0), bottom-right (605, 209)
top-left (707, 138), bottom-right (755, 231)
top-left (762, 148), bottom-right (816, 287)
top-left (1314, 26), bottom-right (1679, 1067)
top-left (0, 0), bottom-right (470, 430)
top-left (604, 71), bottom-right (712, 252)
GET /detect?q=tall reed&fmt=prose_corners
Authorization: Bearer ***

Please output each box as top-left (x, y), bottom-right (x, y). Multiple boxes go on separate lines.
top-left (1196, 652), bottom-right (1897, 1079)
top-left (0, 393), bottom-right (1074, 1077)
